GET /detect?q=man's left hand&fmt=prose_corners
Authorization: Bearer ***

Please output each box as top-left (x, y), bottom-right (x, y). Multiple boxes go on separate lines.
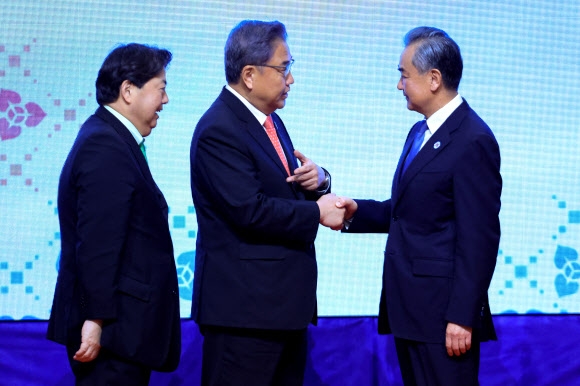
top-left (73, 319), bottom-right (103, 362)
top-left (286, 149), bottom-right (325, 191)
top-left (445, 322), bottom-right (472, 357)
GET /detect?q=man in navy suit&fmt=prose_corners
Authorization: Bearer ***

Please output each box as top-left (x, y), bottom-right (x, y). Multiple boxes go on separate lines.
top-left (47, 44), bottom-right (181, 385)
top-left (190, 20), bottom-right (344, 386)
top-left (338, 27), bottom-right (502, 385)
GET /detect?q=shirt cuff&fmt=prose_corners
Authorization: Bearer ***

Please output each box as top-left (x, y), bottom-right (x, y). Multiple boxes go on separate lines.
top-left (343, 217), bottom-right (353, 230)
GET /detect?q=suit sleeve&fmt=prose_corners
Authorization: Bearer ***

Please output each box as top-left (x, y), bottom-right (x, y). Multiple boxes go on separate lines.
top-left (73, 133), bottom-right (135, 320)
top-left (191, 121), bottom-right (320, 244)
top-left (445, 133), bottom-right (502, 326)
top-left (344, 199), bottom-right (392, 234)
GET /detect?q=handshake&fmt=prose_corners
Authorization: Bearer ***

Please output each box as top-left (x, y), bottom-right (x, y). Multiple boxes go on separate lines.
top-left (316, 193), bottom-right (358, 231)
top-left (285, 153), bottom-right (357, 230)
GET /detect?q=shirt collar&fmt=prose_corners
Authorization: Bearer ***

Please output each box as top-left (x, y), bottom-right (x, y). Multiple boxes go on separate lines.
top-left (104, 105), bottom-right (144, 145)
top-left (225, 84), bottom-right (268, 126)
top-left (425, 94), bottom-right (463, 134)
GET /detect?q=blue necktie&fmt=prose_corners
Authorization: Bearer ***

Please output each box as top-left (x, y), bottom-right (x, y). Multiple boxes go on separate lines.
top-left (401, 121), bottom-right (428, 175)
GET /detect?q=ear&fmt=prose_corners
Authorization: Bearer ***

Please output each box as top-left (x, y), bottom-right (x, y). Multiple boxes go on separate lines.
top-left (240, 65), bottom-right (256, 90)
top-left (119, 80), bottom-right (134, 104)
top-left (429, 69), bottom-right (443, 92)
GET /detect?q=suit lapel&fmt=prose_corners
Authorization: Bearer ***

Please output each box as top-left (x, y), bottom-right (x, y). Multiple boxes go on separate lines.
top-left (218, 88), bottom-right (301, 198)
top-left (392, 122), bottom-right (421, 196)
top-left (95, 107), bottom-right (168, 214)
top-left (219, 89), bottom-right (296, 180)
top-left (393, 101), bottom-right (470, 203)
top-left (271, 113), bottom-right (298, 172)
top-left (248, 120), bottom-right (291, 179)
top-left (271, 114), bottom-right (305, 197)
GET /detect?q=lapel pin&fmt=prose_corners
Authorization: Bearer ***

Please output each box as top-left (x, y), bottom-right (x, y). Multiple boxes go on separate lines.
top-left (433, 141), bottom-right (441, 149)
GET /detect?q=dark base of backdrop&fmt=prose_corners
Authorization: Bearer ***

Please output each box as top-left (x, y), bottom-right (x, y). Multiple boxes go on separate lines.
top-left (1, 315), bottom-right (578, 385)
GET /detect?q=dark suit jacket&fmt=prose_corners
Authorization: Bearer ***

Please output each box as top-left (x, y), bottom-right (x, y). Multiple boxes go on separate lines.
top-left (47, 107), bottom-right (181, 371)
top-left (347, 100), bottom-right (501, 343)
top-left (190, 87), bottom-right (326, 330)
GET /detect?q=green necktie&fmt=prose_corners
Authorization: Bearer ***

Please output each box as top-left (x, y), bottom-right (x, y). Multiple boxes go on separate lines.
top-left (139, 141), bottom-right (148, 163)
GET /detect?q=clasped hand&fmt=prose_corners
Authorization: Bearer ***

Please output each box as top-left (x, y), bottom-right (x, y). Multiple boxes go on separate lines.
top-left (317, 195), bottom-right (358, 231)
top-left (289, 149), bottom-right (358, 230)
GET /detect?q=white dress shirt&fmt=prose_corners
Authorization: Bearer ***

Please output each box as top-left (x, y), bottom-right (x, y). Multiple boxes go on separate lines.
top-left (420, 93), bottom-right (463, 149)
top-left (104, 105), bottom-right (144, 147)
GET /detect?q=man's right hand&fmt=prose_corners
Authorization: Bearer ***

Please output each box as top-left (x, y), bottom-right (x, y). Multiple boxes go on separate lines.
top-left (73, 319), bottom-right (103, 362)
top-left (336, 196), bottom-right (358, 221)
top-left (317, 193), bottom-right (345, 230)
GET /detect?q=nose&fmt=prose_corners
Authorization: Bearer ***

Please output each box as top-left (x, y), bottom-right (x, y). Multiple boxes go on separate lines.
top-left (397, 78), bottom-right (403, 90)
top-left (286, 71), bottom-right (294, 85)
top-left (163, 92), bottom-right (169, 104)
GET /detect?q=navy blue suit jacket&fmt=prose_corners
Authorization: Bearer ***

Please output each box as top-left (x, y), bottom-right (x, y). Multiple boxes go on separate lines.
top-left (190, 87), bottom-right (326, 330)
top-left (47, 107), bottom-right (181, 371)
top-left (347, 100), bottom-right (501, 343)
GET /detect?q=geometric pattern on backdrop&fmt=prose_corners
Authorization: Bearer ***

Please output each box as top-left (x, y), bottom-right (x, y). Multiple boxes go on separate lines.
top-left (1, 26), bottom-right (579, 319)
top-left (495, 196), bottom-right (580, 314)
top-left (1, 38), bottom-right (90, 319)
top-left (2, 197), bottom-right (579, 319)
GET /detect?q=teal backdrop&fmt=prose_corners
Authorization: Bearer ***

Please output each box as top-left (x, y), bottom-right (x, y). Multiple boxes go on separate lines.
top-left (1, 1), bottom-right (579, 320)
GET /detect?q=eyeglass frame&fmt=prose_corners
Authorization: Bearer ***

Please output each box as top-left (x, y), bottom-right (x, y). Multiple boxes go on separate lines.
top-left (253, 58), bottom-right (294, 77)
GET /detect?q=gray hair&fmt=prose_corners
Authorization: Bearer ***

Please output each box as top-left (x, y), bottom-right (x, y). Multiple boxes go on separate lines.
top-left (404, 26), bottom-right (463, 91)
top-left (224, 20), bottom-right (287, 84)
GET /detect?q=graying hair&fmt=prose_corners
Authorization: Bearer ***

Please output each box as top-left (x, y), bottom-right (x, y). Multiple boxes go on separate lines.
top-left (404, 26), bottom-right (463, 90)
top-left (224, 20), bottom-right (287, 84)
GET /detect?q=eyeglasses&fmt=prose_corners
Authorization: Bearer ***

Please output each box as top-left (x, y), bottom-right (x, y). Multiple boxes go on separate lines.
top-left (256, 59), bottom-right (294, 77)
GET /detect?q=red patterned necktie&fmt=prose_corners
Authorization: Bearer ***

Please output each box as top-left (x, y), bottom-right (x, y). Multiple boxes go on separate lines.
top-left (264, 115), bottom-right (290, 176)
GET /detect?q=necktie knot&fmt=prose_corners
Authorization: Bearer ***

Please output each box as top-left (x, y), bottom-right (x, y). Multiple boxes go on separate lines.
top-left (416, 121), bottom-right (428, 137)
top-left (264, 115), bottom-right (275, 131)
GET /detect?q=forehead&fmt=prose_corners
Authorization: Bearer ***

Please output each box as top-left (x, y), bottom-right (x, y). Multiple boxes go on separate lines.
top-left (270, 40), bottom-right (291, 62)
top-left (145, 70), bottom-right (167, 85)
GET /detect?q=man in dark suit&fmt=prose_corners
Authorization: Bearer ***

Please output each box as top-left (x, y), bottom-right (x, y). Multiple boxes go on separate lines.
top-left (47, 43), bottom-right (181, 385)
top-left (190, 20), bottom-right (344, 386)
top-left (338, 27), bottom-right (502, 385)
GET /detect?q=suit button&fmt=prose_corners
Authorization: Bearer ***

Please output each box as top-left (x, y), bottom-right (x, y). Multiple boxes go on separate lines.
top-left (393, 216), bottom-right (399, 222)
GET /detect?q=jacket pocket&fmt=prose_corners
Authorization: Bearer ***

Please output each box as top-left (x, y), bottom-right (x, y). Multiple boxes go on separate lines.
top-left (117, 275), bottom-right (151, 302)
top-left (412, 257), bottom-right (454, 278)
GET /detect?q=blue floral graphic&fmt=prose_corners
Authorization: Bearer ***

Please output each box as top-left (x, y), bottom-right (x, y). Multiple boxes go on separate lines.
top-left (554, 245), bottom-right (579, 297)
top-left (176, 250), bottom-right (195, 301)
